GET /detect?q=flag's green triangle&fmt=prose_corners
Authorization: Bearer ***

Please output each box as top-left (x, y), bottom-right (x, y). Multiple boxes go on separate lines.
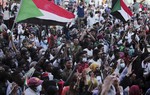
top-left (111, 0), bottom-right (121, 13)
top-left (16, 0), bottom-right (43, 23)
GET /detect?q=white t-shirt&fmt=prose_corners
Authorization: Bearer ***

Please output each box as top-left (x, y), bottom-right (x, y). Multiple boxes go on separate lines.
top-left (103, 44), bottom-right (109, 53)
top-left (83, 48), bottom-right (93, 57)
top-left (87, 16), bottom-right (96, 28)
top-left (125, 32), bottom-right (139, 43)
top-left (125, 32), bottom-right (134, 43)
top-left (89, 58), bottom-right (102, 67)
top-left (24, 88), bottom-right (40, 95)
top-left (94, 14), bottom-right (100, 23)
top-left (3, 10), bottom-right (10, 20)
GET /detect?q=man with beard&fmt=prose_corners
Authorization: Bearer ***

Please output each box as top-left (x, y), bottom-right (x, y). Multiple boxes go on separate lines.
top-left (62, 57), bottom-right (73, 82)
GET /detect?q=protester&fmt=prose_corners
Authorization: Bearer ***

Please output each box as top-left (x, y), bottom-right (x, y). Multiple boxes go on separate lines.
top-left (24, 77), bottom-right (43, 95)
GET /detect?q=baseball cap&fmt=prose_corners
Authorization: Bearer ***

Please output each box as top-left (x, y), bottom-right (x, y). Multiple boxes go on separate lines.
top-left (42, 72), bottom-right (49, 78)
top-left (28, 77), bottom-right (43, 86)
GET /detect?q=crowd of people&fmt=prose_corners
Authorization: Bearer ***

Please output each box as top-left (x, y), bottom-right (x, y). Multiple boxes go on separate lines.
top-left (0, 0), bottom-right (150, 95)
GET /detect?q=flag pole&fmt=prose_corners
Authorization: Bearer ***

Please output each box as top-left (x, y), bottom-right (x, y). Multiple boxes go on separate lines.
top-left (10, 0), bottom-right (23, 50)
top-left (11, 0), bottom-right (23, 32)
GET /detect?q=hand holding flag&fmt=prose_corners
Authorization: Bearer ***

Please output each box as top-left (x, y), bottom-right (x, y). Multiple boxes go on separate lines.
top-left (111, 0), bottom-right (133, 22)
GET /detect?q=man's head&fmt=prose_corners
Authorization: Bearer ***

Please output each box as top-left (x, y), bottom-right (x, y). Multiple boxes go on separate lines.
top-left (46, 86), bottom-right (58, 95)
top-left (21, 47), bottom-right (30, 59)
top-left (73, 38), bottom-right (79, 45)
top-left (42, 80), bottom-right (58, 95)
top-left (79, 51), bottom-right (88, 62)
top-left (11, 70), bottom-right (24, 87)
top-left (29, 33), bottom-right (35, 39)
top-left (64, 57), bottom-right (72, 69)
top-left (87, 43), bottom-right (93, 50)
top-left (80, 2), bottom-right (83, 6)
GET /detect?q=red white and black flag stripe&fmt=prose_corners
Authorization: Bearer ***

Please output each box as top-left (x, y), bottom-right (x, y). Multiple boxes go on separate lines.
top-left (16, 0), bottom-right (75, 25)
top-left (111, 0), bottom-right (133, 22)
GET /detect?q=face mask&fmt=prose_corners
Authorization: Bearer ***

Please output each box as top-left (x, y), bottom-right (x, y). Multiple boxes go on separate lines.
top-left (82, 57), bottom-right (87, 62)
top-left (36, 85), bottom-right (42, 92)
top-left (128, 48), bottom-right (134, 56)
top-left (44, 40), bottom-right (47, 44)
top-left (120, 63), bottom-right (125, 68)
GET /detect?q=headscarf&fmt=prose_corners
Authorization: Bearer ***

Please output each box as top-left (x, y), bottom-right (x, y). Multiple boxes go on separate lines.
top-left (129, 85), bottom-right (141, 95)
